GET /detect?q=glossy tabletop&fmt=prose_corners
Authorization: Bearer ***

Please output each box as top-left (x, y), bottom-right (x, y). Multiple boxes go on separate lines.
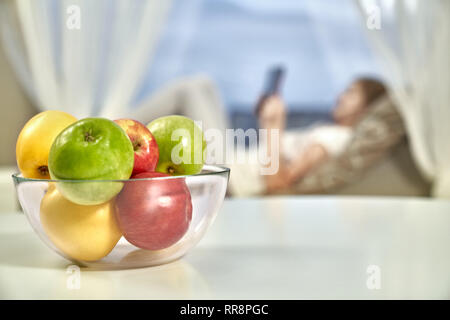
top-left (0, 196), bottom-right (449, 299)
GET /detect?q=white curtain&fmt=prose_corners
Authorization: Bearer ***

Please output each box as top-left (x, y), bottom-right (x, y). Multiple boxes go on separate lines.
top-left (356, 0), bottom-right (450, 197)
top-left (0, 0), bottom-right (172, 119)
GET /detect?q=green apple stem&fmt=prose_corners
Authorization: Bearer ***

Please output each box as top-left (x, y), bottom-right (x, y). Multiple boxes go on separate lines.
top-left (167, 166), bottom-right (175, 174)
top-left (84, 129), bottom-right (96, 142)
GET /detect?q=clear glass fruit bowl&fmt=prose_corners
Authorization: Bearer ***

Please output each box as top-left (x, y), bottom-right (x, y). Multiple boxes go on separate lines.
top-left (12, 165), bottom-right (229, 269)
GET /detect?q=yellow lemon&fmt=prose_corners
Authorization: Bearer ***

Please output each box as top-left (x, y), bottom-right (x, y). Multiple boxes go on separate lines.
top-left (16, 110), bottom-right (77, 179)
top-left (40, 185), bottom-right (122, 261)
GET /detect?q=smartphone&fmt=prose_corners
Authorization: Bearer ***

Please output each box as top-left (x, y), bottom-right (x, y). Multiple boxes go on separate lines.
top-left (262, 66), bottom-right (285, 96)
top-left (255, 65), bottom-right (286, 115)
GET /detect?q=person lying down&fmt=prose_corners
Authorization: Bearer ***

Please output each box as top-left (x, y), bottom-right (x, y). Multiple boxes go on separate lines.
top-left (228, 77), bottom-right (389, 196)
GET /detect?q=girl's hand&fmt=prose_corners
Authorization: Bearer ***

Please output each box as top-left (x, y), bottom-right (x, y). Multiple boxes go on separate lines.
top-left (258, 95), bottom-right (286, 130)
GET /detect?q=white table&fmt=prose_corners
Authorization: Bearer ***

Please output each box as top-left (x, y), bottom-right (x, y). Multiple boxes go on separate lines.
top-left (0, 196), bottom-right (449, 299)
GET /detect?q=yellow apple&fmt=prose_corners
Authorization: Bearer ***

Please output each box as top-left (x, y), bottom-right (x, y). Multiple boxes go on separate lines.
top-left (16, 110), bottom-right (77, 179)
top-left (40, 185), bottom-right (122, 261)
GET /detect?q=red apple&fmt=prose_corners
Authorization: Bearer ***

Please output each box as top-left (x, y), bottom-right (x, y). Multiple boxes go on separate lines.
top-left (114, 119), bottom-right (159, 176)
top-left (115, 172), bottom-right (193, 250)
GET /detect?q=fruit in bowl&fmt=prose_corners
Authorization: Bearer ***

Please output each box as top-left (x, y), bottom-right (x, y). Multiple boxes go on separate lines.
top-left (16, 110), bottom-right (77, 179)
top-left (114, 119), bottom-right (159, 175)
top-left (115, 171), bottom-right (193, 251)
top-left (13, 110), bottom-right (230, 268)
top-left (13, 165), bottom-right (229, 268)
top-left (147, 115), bottom-right (206, 176)
top-left (48, 118), bottom-right (134, 205)
top-left (40, 185), bottom-right (122, 261)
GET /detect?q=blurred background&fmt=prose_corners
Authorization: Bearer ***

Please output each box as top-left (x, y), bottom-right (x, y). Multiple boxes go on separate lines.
top-left (1, 0), bottom-right (449, 211)
top-left (139, 0), bottom-right (380, 125)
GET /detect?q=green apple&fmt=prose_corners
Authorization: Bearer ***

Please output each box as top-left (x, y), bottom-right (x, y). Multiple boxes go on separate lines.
top-left (49, 118), bottom-right (134, 205)
top-left (147, 115), bottom-right (206, 175)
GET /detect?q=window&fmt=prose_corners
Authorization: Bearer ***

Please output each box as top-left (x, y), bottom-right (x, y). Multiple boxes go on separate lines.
top-left (134, 0), bottom-right (381, 113)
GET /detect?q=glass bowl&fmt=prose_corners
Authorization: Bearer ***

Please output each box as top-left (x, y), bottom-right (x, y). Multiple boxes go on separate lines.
top-left (12, 165), bottom-right (229, 269)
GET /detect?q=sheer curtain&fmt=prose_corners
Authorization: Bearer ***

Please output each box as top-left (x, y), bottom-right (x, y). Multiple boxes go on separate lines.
top-left (0, 0), bottom-right (172, 118)
top-left (356, 0), bottom-right (450, 197)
